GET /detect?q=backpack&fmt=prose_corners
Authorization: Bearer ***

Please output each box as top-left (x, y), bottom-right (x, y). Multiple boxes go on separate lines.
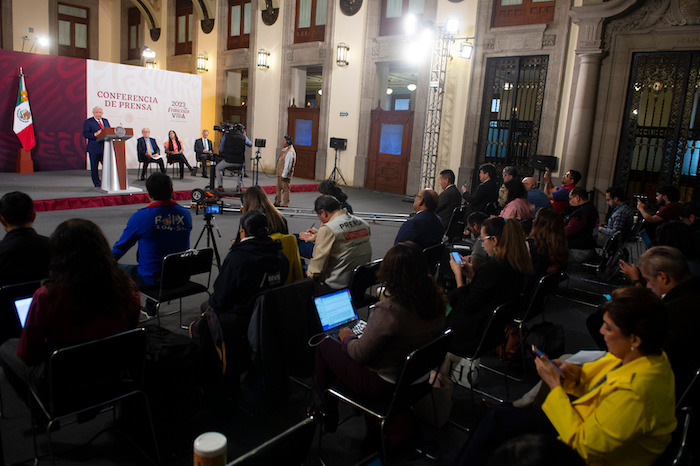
top-left (189, 311), bottom-right (227, 375)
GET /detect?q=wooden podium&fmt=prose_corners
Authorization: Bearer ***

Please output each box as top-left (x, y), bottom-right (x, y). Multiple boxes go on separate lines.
top-left (97, 127), bottom-right (142, 194)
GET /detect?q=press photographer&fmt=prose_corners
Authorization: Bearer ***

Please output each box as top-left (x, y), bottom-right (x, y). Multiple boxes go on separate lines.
top-left (215, 123), bottom-right (252, 191)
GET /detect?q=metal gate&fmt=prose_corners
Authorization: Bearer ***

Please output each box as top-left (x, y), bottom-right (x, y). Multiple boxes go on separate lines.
top-left (616, 51), bottom-right (700, 203)
top-left (474, 55), bottom-right (548, 186)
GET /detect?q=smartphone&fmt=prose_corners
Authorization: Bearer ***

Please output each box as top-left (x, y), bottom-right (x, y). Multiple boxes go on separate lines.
top-left (603, 293), bottom-right (611, 301)
top-left (451, 251), bottom-right (463, 265)
top-left (532, 345), bottom-right (562, 375)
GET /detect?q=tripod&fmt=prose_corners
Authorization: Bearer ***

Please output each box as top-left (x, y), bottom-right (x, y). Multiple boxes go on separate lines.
top-left (194, 212), bottom-right (222, 269)
top-left (251, 147), bottom-right (262, 186)
top-left (328, 148), bottom-right (346, 184)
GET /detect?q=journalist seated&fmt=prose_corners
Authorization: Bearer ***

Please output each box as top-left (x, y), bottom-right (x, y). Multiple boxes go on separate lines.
top-left (455, 286), bottom-right (676, 466)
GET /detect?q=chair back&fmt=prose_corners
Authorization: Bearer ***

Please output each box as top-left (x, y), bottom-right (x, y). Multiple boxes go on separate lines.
top-left (677, 367), bottom-right (700, 410)
top-left (270, 233), bottom-right (304, 284)
top-left (470, 301), bottom-right (517, 359)
top-left (422, 243), bottom-right (445, 276)
top-left (519, 270), bottom-right (565, 322)
top-left (444, 206), bottom-right (468, 242)
top-left (387, 329), bottom-right (452, 416)
top-left (349, 259), bottom-right (382, 308)
top-left (0, 279), bottom-right (42, 344)
top-left (44, 328), bottom-right (147, 418)
top-left (160, 248), bottom-right (213, 290)
top-left (229, 414), bottom-right (319, 465)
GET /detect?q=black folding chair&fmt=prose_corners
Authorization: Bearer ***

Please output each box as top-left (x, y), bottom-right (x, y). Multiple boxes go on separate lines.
top-left (348, 259), bottom-right (382, 309)
top-left (229, 414), bottom-right (319, 465)
top-left (323, 329), bottom-right (452, 465)
top-left (443, 205), bottom-right (468, 243)
top-left (141, 248), bottom-right (213, 328)
top-left (29, 328), bottom-right (159, 465)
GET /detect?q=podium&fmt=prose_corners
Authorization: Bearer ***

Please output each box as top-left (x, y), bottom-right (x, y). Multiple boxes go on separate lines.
top-left (97, 127), bottom-right (142, 194)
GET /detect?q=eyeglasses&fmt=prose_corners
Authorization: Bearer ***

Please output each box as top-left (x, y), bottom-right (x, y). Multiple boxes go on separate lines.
top-left (482, 235), bottom-right (494, 241)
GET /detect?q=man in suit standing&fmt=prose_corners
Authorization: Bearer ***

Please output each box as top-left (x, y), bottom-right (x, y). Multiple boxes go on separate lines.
top-left (436, 169), bottom-right (462, 229)
top-left (194, 129), bottom-right (214, 178)
top-left (136, 128), bottom-right (165, 180)
top-left (82, 106), bottom-right (110, 187)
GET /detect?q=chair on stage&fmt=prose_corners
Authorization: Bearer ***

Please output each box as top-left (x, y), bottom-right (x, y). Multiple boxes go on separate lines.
top-left (28, 328), bottom-right (159, 465)
top-left (141, 248), bottom-right (213, 328)
top-left (225, 164), bottom-right (245, 191)
top-left (322, 329), bottom-right (452, 465)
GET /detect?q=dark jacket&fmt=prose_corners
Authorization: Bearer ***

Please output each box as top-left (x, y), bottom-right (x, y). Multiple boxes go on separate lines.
top-left (436, 184), bottom-right (462, 228)
top-left (136, 137), bottom-right (160, 161)
top-left (394, 210), bottom-right (444, 249)
top-left (222, 131), bottom-right (247, 164)
top-left (464, 179), bottom-right (498, 214)
top-left (209, 236), bottom-right (289, 323)
top-left (0, 228), bottom-right (50, 286)
top-left (82, 117), bottom-right (110, 154)
top-left (565, 202), bottom-right (598, 250)
top-left (447, 259), bottom-right (522, 356)
top-left (663, 277), bottom-right (700, 399)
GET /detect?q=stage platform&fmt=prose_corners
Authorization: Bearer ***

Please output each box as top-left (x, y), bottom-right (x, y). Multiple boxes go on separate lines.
top-left (0, 169), bottom-right (319, 211)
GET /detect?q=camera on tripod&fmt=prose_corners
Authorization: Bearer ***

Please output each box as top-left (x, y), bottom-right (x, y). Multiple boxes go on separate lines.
top-left (213, 122), bottom-right (245, 134)
top-left (195, 198), bottom-right (224, 216)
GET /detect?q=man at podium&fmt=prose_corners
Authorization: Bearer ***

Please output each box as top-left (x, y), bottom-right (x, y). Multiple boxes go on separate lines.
top-left (83, 106), bottom-right (110, 187)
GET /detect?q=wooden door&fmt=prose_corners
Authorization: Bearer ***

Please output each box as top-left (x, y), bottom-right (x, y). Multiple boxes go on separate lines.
top-left (222, 104), bottom-right (247, 127)
top-left (288, 104), bottom-right (319, 179)
top-left (365, 105), bottom-right (414, 194)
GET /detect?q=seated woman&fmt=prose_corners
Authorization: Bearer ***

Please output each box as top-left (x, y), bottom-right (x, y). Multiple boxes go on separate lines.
top-left (455, 286), bottom-right (676, 466)
top-left (500, 179), bottom-right (535, 221)
top-left (314, 241), bottom-right (446, 430)
top-left (164, 130), bottom-right (194, 179)
top-left (527, 208), bottom-right (569, 278)
top-left (448, 218), bottom-right (532, 356)
top-left (0, 219), bottom-right (141, 395)
top-left (240, 185), bottom-right (288, 237)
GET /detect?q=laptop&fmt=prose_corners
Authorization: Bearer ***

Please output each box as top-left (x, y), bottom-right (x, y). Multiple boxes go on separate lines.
top-left (313, 288), bottom-right (366, 340)
top-left (0, 280), bottom-right (41, 343)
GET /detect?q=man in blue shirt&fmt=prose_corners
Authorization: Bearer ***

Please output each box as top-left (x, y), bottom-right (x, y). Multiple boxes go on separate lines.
top-left (522, 176), bottom-right (552, 216)
top-left (597, 186), bottom-right (633, 246)
top-left (113, 172), bottom-right (192, 316)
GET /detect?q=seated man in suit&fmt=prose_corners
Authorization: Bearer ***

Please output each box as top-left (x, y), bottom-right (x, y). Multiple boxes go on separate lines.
top-left (0, 191), bottom-right (50, 286)
top-left (136, 128), bottom-right (165, 180)
top-left (436, 169), bottom-right (462, 229)
top-left (194, 129), bottom-right (215, 179)
top-left (395, 189), bottom-right (444, 250)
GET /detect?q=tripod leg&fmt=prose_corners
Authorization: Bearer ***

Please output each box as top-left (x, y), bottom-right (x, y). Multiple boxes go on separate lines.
top-left (207, 225), bottom-right (222, 269)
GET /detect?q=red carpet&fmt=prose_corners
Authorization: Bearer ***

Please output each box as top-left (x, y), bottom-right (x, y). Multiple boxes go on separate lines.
top-left (33, 183), bottom-right (319, 212)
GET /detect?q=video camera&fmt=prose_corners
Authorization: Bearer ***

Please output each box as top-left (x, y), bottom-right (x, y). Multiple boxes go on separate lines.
top-left (213, 122), bottom-right (245, 134)
top-left (194, 198), bottom-right (224, 216)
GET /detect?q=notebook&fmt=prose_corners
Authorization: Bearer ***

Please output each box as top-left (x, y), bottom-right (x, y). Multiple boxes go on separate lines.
top-left (14, 296), bottom-right (32, 328)
top-left (313, 288), bottom-right (366, 339)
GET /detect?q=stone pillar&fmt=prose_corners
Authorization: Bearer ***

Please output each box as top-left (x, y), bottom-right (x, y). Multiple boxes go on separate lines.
top-left (565, 51), bottom-right (603, 180)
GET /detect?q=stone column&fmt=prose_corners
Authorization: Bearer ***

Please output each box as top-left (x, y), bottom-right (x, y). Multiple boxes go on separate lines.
top-left (565, 51), bottom-right (603, 178)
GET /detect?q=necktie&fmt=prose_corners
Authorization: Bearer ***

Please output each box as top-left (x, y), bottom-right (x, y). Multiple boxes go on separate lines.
top-left (97, 119), bottom-right (104, 129)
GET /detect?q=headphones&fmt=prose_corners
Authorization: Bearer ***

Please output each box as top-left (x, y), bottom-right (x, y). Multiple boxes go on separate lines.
top-left (284, 135), bottom-right (293, 145)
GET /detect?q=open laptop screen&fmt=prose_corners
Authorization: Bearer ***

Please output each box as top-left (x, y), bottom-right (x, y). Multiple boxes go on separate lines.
top-left (14, 297), bottom-right (32, 328)
top-left (313, 289), bottom-right (358, 332)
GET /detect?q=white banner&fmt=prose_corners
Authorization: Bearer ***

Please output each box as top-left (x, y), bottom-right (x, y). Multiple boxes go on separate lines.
top-left (86, 61), bottom-right (202, 168)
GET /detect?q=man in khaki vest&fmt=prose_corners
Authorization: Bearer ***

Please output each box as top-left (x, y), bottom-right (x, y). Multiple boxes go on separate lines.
top-left (274, 135), bottom-right (296, 207)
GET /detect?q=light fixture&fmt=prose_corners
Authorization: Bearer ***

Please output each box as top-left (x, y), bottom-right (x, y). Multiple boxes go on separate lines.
top-left (404, 14), bottom-right (418, 36)
top-left (257, 49), bottom-right (270, 70)
top-left (445, 17), bottom-right (460, 34)
top-left (459, 42), bottom-right (474, 60)
top-left (386, 88), bottom-right (393, 95)
top-left (317, 89), bottom-right (322, 96)
top-left (142, 46), bottom-right (157, 69)
top-left (196, 54), bottom-right (208, 72)
top-left (336, 43), bottom-right (350, 67)
top-left (407, 83), bottom-right (417, 92)
top-left (37, 36), bottom-right (49, 47)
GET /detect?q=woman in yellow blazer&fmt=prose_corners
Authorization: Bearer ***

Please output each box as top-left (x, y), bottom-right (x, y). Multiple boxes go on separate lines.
top-left (455, 286), bottom-right (676, 466)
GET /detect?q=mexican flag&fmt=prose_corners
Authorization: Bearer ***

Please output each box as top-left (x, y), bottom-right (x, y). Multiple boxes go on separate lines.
top-left (13, 71), bottom-right (36, 151)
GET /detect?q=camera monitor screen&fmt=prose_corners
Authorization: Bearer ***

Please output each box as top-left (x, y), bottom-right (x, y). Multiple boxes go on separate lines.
top-left (205, 204), bottom-right (221, 214)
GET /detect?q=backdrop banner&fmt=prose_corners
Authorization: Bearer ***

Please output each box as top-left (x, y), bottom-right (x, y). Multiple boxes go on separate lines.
top-left (0, 49), bottom-right (202, 172)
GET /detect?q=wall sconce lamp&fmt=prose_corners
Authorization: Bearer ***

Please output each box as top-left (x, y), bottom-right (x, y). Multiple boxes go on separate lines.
top-left (257, 49), bottom-right (270, 70)
top-left (196, 54), bottom-right (208, 72)
top-left (143, 46), bottom-right (157, 69)
top-left (336, 43), bottom-right (350, 67)
top-left (459, 41), bottom-right (474, 60)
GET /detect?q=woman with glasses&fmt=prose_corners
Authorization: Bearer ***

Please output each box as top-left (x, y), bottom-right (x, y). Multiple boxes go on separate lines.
top-left (448, 217), bottom-right (532, 356)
